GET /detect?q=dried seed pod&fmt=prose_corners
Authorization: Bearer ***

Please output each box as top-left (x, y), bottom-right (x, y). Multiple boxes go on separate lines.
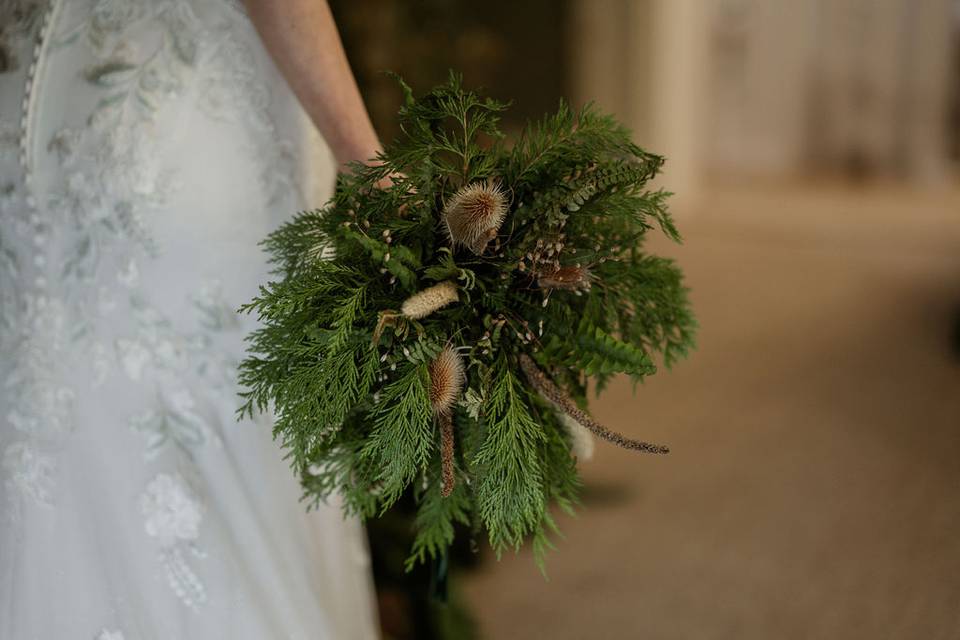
top-left (401, 281), bottom-right (458, 319)
top-left (439, 412), bottom-right (456, 497)
top-left (429, 346), bottom-right (465, 497)
top-left (443, 180), bottom-right (508, 254)
top-left (428, 345), bottom-right (465, 416)
top-left (537, 265), bottom-right (593, 291)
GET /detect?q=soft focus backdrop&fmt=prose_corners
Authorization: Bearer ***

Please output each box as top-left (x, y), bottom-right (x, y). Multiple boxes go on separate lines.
top-left (330, 1), bottom-right (960, 638)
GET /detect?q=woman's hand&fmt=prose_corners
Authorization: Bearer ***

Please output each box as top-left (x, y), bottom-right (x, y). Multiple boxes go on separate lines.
top-left (242, 0), bottom-right (382, 171)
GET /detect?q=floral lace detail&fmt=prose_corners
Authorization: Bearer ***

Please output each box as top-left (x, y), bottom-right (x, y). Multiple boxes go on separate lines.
top-left (129, 389), bottom-right (213, 460)
top-left (118, 286), bottom-right (240, 460)
top-left (2, 441), bottom-right (56, 519)
top-left (141, 472), bottom-right (202, 541)
top-left (56, 0), bottom-right (148, 59)
top-left (1, 0), bottom-right (305, 618)
top-left (46, 5), bottom-right (200, 314)
top-left (188, 281), bottom-right (243, 392)
top-left (141, 472), bottom-right (208, 609)
top-left (0, 3), bottom-right (201, 475)
top-left (116, 296), bottom-right (190, 380)
top-left (192, 280), bottom-right (241, 332)
top-left (198, 30), bottom-right (296, 205)
top-left (3, 2), bottom-right (217, 501)
top-left (5, 296), bottom-right (76, 437)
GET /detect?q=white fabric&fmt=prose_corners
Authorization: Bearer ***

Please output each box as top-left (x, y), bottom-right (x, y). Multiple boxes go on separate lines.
top-left (0, 1), bottom-right (379, 638)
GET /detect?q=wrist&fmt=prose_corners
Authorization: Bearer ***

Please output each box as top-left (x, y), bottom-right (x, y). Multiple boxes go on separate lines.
top-left (333, 133), bottom-right (382, 171)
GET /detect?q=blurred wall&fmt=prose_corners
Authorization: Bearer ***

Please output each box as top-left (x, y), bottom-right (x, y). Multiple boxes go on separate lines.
top-left (569, 0), bottom-right (709, 206)
top-left (568, 0), bottom-right (959, 191)
top-left (332, 0), bottom-right (959, 195)
top-left (329, 0), bottom-right (569, 142)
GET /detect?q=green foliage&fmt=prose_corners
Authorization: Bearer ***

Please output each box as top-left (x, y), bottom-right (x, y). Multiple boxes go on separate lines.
top-left (544, 326), bottom-right (656, 380)
top-left (406, 456), bottom-right (473, 571)
top-left (474, 356), bottom-right (546, 553)
top-left (363, 364), bottom-right (435, 508)
top-left (239, 73), bottom-right (696, 568)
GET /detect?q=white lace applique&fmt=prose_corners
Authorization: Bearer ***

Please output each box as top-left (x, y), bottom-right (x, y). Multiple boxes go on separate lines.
top-left (129, 389), bottom-right (213, 460)
top-left (3, 0), bottom-right (303, 605)
top-left (119, 295), bottom-right (189, 376)
top-left (141, 472), bottom-right (202, 540)
top-left (0, 2), bottom-right (201, 480)
top-left (191, 280), bottom-right (240, 332)
top-left (55, 0), bottom-right (149, 59)
top-left (115, 288), bottom-right (240, 393)
top-left (43, 2), bottom-right (202, 324)
top-left (123, 285), bottom-right (241, 461)
top-left (198, 26), bottom-right (296, 205)
top-left (188, 280), bottom-right (242, 391)
top-left (0, 1), bottom-right (371, 631)
top-left (2, 441), bottom-right (56, 519)
top-left (140, 472), bottom-right (208, 610)
top-left (3, 3), bottom-right (287, 465)
top-left (4, 296), bottom-right (77, 437)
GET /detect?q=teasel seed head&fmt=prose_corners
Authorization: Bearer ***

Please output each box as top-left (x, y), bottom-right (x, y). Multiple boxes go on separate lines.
top-left (443, 179), bottom-right (508, 254)
top-left (401, 281), bottom-right (459, 320)
top-left (429, 345), bottom-right (465, 416)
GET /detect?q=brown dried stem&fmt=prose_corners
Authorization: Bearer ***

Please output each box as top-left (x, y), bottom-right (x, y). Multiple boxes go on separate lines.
top-left (519, 354), bottom-right (670, 455)
top-left (439, 412), bottom-right (456, 497)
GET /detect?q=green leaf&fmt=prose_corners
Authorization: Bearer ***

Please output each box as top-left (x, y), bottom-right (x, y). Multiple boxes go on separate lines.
top-left (406, 461), bottom-right (472, 570)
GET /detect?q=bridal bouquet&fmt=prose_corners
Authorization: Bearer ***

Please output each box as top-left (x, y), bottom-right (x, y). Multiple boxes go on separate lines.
top-left (239, 74), bottom-right (695, 568)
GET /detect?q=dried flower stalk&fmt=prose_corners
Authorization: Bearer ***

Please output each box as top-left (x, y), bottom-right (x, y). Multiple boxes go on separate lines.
top-left (519, 354), bottom-right (669, 454)
top-left (401, 281), bottom-right (458, 320)
top-left (439, 412), bottom-right (456, 497)
top-left (429, 346), bottom-right (465, 496)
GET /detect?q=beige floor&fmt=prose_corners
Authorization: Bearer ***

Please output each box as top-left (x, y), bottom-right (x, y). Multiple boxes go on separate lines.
top-left (461, 180), bottom-right (960, 639)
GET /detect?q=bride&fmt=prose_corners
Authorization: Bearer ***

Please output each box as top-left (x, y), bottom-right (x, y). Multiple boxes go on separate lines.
top-left (0, 1), bottom-right (383, 637)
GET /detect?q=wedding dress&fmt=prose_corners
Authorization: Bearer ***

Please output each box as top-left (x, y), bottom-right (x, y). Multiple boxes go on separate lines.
top-left (0, 1), bottom-right (379, 638)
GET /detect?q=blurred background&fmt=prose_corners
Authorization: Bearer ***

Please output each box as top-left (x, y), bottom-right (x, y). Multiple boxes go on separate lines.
top-left (329, 1), bottom-right (960, 638)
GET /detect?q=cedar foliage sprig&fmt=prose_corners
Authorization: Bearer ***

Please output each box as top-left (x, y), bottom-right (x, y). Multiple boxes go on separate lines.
top-left (239, 73), bottom-right (696, 569)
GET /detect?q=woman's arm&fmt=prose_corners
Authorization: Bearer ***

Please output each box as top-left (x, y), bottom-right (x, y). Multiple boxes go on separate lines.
top-left (242, 0), bottom-right (381, 170)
